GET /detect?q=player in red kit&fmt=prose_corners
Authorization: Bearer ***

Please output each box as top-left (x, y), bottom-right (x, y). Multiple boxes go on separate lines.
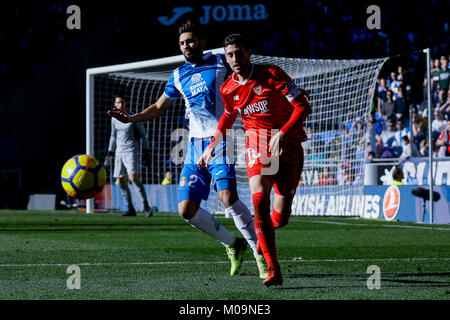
top-left (198, 33), bottom-right (311, 287)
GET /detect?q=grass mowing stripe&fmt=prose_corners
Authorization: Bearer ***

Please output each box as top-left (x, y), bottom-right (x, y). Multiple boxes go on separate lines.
top-left (1, 257), bottom-right (449, 268)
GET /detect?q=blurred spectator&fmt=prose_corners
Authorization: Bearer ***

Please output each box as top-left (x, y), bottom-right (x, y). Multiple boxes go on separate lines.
top-left (317, 167), bottom-right (336, 185)
top-left (437, 89), bottom-right (450, 116)
top-left (411, 111), bottom-right (428, 147)
top-left (392, 166), bottom-right (404, 185)
top-left (337, 163), bottom-right (353, 185)
top-left (350, 118), bottom-right (366, 160)
top-left (161, 171), bottom-right (172, 185)
top-left (419, 139), bottom-right (429, 157)
top-left (438, 56), bottom-right (449, 92)
top-left (393, 118), bottom-right (410, 154)
top-left (397, 66), bottom-right (404, 82)
top-left (303, 126), bottom-right (313, 156)
top-left (366, 151), bottom-right (376, 162)
top-left (388, 72), bottom-right (400, 100)
top-left (436, 89), bottom-right (447, 111)
top-left (332, 124), bottom-right (350, 159)
top-left (360, 114), bottom-right (376, 155)
top-left (394, 86), bottom-right (408, 119)
top-left (370, 96), bottom-right (378, 114)
top-left (376, 77), bottom-right (388, 110)
top-left (381, 90), bottom-right (396, 120)
top-left (368, 112), bottom-right (383, 135)
top-left (398, 135), bottom-right (420, 162)
top-left (431, 110), bottom-right (447, 139)
top-left (305, 146), bottom-right (325, 165)
top-left (431, 58), bottom-right (441, 93)
top-left (376, 118), bottom-right (398, 157)
top-left (436, 121), bottom-right (450, 157)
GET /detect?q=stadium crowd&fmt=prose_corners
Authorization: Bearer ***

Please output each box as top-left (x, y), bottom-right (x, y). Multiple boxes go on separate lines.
top-left (302, 53), bottom-right (450, 186)
top-left (367, 54), bottom-right (450, 160)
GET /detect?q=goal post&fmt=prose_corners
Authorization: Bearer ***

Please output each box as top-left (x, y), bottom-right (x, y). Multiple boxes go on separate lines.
top-left (85, 48), bottom-right (388, 215)
top-left (85, 48), bottom-right (225, 213)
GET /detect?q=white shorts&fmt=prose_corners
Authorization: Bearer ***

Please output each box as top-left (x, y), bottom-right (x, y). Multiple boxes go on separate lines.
top-left (114, 151), bottom-right (139, 178)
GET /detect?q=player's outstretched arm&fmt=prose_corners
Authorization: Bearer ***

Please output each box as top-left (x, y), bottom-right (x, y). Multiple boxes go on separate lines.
top-left (130, 95), bottom-right (173, 122)
top-left (107, 95), bottom-right (173, 123)
top-left (107, 108), bottom-right (130, 123)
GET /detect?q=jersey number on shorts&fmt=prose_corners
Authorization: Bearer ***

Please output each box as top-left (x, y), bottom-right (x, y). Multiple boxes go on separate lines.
top-left (247, 148), bottom-right (261, 168)
top-left (187, 174), bottom-right (198, 187)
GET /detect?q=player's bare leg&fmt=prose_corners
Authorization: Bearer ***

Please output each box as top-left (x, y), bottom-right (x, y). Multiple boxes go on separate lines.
top-left (128, 173), bottom-right (152, 217)
top-left (178, 199), bottom-right (246, 276)
top-left (249, 175), bottom-right (282, 287)
top-left (219, 189), bottom-right (267, 279)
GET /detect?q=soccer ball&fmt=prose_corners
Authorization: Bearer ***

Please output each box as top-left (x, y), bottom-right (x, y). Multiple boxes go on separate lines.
top-left (61, 154), bottom-right (106, 200)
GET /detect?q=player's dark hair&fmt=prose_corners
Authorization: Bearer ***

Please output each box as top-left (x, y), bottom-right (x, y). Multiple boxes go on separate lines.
top-left (114, 93), bottom-right (127, 101)
top-left (178, 20), bottom-right (203, 38)
top-left (223, 33), bottom-right (251, 50)
top-left (392, 166), bottom-right (404, 181)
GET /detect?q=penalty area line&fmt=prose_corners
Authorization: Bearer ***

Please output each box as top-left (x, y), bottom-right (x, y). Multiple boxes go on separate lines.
top-left (0, 257), bottom-right (449, 268)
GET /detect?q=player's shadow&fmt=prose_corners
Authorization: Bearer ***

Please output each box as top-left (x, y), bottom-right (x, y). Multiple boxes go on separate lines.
top-left (277, 272), bottom-right (450, 290)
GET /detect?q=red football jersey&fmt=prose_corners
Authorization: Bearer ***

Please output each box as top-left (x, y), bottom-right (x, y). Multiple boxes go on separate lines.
top-left (220, 63), bottom-right (311, 162)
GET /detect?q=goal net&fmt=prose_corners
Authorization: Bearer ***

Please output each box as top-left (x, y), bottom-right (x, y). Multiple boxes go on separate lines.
top-left (86, 49), bottom-right (387, 216)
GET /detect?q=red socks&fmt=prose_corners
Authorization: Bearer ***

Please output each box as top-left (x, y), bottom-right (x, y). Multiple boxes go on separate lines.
top-left (252, 192), bottom-right (280, 271)
top-left (271, 209), bottom-right (291, 229)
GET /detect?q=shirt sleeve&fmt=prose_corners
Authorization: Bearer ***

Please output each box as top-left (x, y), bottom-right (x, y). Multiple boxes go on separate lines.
top-left (267, 65), bottom-right (312, 133)
top-left (107, 118), bottom-right (116, 152)
top-left (404, 144), bottom-right (412, 157)
top-left (268, 65), bottom-right (301, 101)
top-left (135, 122), bottom-right (150, 150)
top-left (163, 70), bottom-right (180, 100)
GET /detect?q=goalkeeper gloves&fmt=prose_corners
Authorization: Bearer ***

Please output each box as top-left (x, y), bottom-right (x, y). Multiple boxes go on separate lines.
top-left (104, 151), bottom-right (114, 167)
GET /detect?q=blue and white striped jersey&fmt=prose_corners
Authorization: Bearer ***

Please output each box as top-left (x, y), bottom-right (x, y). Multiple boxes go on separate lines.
top-left (164, 52), bottom-right (231, 139)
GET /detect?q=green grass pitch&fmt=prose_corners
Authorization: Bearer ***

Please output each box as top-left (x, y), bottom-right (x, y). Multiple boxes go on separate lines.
top-left (0, 209), bottom-right (448, 300)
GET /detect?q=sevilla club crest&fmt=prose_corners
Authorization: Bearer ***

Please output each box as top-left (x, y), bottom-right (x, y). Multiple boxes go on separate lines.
top-left (253, 85), bottom-right (262, 95)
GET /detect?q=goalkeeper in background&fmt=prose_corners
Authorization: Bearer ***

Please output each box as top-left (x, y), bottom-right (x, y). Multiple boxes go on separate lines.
top-left (107, 22), bottom-right (267, 279)
top-left (106, 94), bottom-right (153, 217)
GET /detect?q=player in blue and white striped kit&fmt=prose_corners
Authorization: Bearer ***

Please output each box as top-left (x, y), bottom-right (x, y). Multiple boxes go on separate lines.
top-left (108, 21), bottom-right (267, 279)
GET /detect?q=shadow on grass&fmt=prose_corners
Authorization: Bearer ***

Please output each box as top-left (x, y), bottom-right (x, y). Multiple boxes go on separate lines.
top-left (279, 272), bottom-right (450, 290)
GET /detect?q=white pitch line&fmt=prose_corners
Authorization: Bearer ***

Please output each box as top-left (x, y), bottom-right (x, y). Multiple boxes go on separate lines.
top-left (308, 220), bottom-right (450, 231)
top-left (0, 257), bottom-right (449, 268)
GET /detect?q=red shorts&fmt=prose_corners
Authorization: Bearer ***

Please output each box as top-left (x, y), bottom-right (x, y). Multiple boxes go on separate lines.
top-left (246, 145), bottom-right (304, 198)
